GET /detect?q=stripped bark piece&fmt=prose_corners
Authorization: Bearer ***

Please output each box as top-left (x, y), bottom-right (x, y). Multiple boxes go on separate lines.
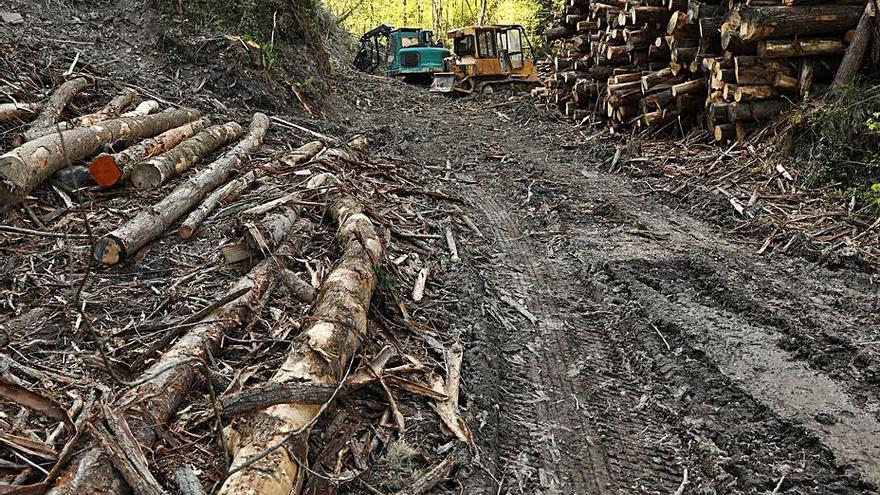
top-left (0, 376), bottom-right (74, 431)
top-left (89, 117), bottom-right (209, 188)
top-left (178, 168), bottom-right (262, 239)
top-left (25, 89), bottom-right (136, 140)
top-left (87, 404), bottom-right (168, 495)
top-left (219, 170), bottom-right (384, 495)
top-left (429, 341), bottom-right (473, 445)
top-left (0, 102), bottom-right (42, 122)
top-left (0, 107), bottom-right (202, 206)
top-left (279, 140), bottom-right (324, 167)
top-left (221, 347), bottom-right (395, 419)
top-left (93, 113), bottom-right (269, 265)
top-left (131, 121), bottom-right (243, 189)
top-left (392, 450), bottom-right (462, 495)
top-left (19, 77), bottom-right (90, 143)
top-left (48, 220), bottom-right (312, 495)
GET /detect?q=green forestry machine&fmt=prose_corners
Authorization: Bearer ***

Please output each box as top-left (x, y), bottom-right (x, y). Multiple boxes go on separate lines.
top-left (353, 24), bottom-right (449, 79)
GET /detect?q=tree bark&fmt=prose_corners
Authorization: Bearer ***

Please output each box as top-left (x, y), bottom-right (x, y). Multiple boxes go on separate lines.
top-left (279, 141), bottom-right (324, 167)
top-left (18, 77), bottom-right (90, 144)
top-left (178, 169), bottom-right (262, 239)
top-left (833, 2), bottom-right (876, 88)
top-left (738, 5), bottom-right (864, 41)
top-left (0, 102), bottom-right (42, 122)
top-left (757, 38), bottom-right (846, 58)
top-left (218, 170), bottom-right (385, 495)
top-left (89, 118), bottom-right (210, 188)
top-left (47, 219), bottom-right (312, 495)
top-left (93, 113), bottom-right (269, 265)
top-left (131, 122), bottom-right (243, 190)
top-left (24, 89), bottom-right (136, 141)
top-left (244, 206), bottom-right (300, 253)
top-left (0, 108), bottom-right (202, 206)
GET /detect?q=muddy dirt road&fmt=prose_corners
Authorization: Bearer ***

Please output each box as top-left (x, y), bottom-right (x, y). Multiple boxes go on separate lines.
top-left (345, 76), bottom-right (880, 494)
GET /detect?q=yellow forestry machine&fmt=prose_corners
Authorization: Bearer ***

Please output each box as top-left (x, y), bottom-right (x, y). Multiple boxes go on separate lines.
top-left (430, 24), bottom-right (540, 94)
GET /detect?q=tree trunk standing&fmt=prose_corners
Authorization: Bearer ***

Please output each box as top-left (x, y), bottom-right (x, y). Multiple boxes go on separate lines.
top-left (130, 121), bottom-right (243, 189)
top-left (480, 0), bottom-right (487, 26)
top-left (218, 174), bottom-right (384, 495)
top-left (47, 220), bottom-right (312, 495)
top-left (93, 114), bottom-right (269, 265)
top-left (833, 2), bottom-right (877, 89)
top-left (88, 118), bottom-right (210, 188)
top-left (403, 0), bottom-right (408, 25)
top-left (0, 108), bottom-right (202, 206)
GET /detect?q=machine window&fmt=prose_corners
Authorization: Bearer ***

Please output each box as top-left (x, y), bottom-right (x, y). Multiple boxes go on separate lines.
top-left (477, 30), bottom-right (496, 58)
top-left (454, 35), bottom-right (475, 56)
top-left (401, 36), bottom-right (420, 48)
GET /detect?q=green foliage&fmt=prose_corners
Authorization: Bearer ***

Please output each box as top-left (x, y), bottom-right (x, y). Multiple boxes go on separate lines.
top-left (323, 0), bottom-right (551, 41)
top-left (783, 77), bottom-right (880, 189)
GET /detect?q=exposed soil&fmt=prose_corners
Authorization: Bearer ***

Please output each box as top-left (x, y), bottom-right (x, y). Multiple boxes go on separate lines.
top-left (2, 1), bottom-right (880, 494)
top-left (345, 81), bottom-right (880, 493)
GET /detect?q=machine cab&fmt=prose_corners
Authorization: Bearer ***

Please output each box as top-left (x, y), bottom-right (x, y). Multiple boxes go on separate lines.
top-left (448, 25), bottom-right (537, 79)
top-left (387, 28), bottom-right (448, 77)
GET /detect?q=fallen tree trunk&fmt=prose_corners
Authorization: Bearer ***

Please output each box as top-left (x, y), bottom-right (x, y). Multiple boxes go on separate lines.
top-left (88, 118), bottom-right (210, 188)
top-left (24, 89), bottom-right (136, 140)
top-left (130, 121), bottom-right (243, 190)
top-left (47, 219), bottom-right (313, 495)
top-left (218, 171), bottom-right (385, 495)
top-left (93, 113), bottom-right (269, 265)
top-left (0, 107), bottom-right (202, 206)
top-left (0, 102), bottom-right (42, 122)
top-left (18, 77), bottom-right (90, 143)
top-left (178, 169), bottom-right (262, 239)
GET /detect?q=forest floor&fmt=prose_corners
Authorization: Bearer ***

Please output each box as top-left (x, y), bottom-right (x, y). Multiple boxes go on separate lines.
top-left (2, 1), bottom-right (880, 494)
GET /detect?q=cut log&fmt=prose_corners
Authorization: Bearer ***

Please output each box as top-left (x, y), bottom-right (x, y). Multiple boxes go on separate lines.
top-left (758, 38), bottom-right (846, 58)
top-left (728, 98), bottom-right (792, 121)
top-left (19, 77), bottom-right (89, 143)
top-left (131, 121), bottom-right (243, 190)
top-left (93, 113), bottom-right (269, 265)
top-left (244, 206), bottom-right (299, 253)
top-left (280, 141), bottom-right (324, 167)
top-left (218, 171), bottom-right (385, 495)
top-left (671, 79), bottom-right (706, 97)
top-left (734, 84), bottom-right (778, 101)
top-left (738, 5), bottom-right (864, 41)
top-left (833, 2), bottom-right (876, 88)
top-left (178, 169), bottom-right (262, 239)
top-left (0, 108), bottom-right (202, 206)
top-left (0, 102), bottom-right (42, 122)
top-left (24, 89), bottom-right (136, 140)
top-left (121, 100), bottom-right (160, 117)
top-left (89, 118), bottom-right (210, 188)
top-left (47, 218), bottom-right (311, 495)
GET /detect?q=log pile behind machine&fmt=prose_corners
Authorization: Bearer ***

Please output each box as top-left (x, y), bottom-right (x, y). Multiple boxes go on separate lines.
top-left (534, 0), bottom-right (874, 140)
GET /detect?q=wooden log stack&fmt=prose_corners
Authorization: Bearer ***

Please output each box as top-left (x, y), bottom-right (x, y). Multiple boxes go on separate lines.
top-left (533, 0), bottom-right (871, 141)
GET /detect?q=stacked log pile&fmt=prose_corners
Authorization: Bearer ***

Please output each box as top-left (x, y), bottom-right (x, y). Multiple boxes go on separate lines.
top-left (534, 0), bottom-right (874, 140)
top-left (1, 76), bottom-right (473, 495)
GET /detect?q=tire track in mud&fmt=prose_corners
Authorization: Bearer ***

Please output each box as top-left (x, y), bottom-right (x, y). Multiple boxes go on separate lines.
top-left (467, 194), bottom-right (684, 494)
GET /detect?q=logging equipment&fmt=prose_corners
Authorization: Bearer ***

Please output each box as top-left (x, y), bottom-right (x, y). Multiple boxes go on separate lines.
top-left (353, 24), bottom-right (449, 78)
top-left (430, 25), bottom-right (540, 94)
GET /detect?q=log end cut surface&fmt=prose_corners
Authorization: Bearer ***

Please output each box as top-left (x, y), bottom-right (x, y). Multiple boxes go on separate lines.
top-left (93, 237), bottom-right (124, 265)
top-left (88, 154), bottom-right (122, 188)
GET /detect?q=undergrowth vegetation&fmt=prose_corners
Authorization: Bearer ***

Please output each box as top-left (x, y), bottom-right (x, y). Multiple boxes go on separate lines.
top-left (778, 74), bottom-right (880, 214)
top-left (156, 0), bottom-right (350, 100)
